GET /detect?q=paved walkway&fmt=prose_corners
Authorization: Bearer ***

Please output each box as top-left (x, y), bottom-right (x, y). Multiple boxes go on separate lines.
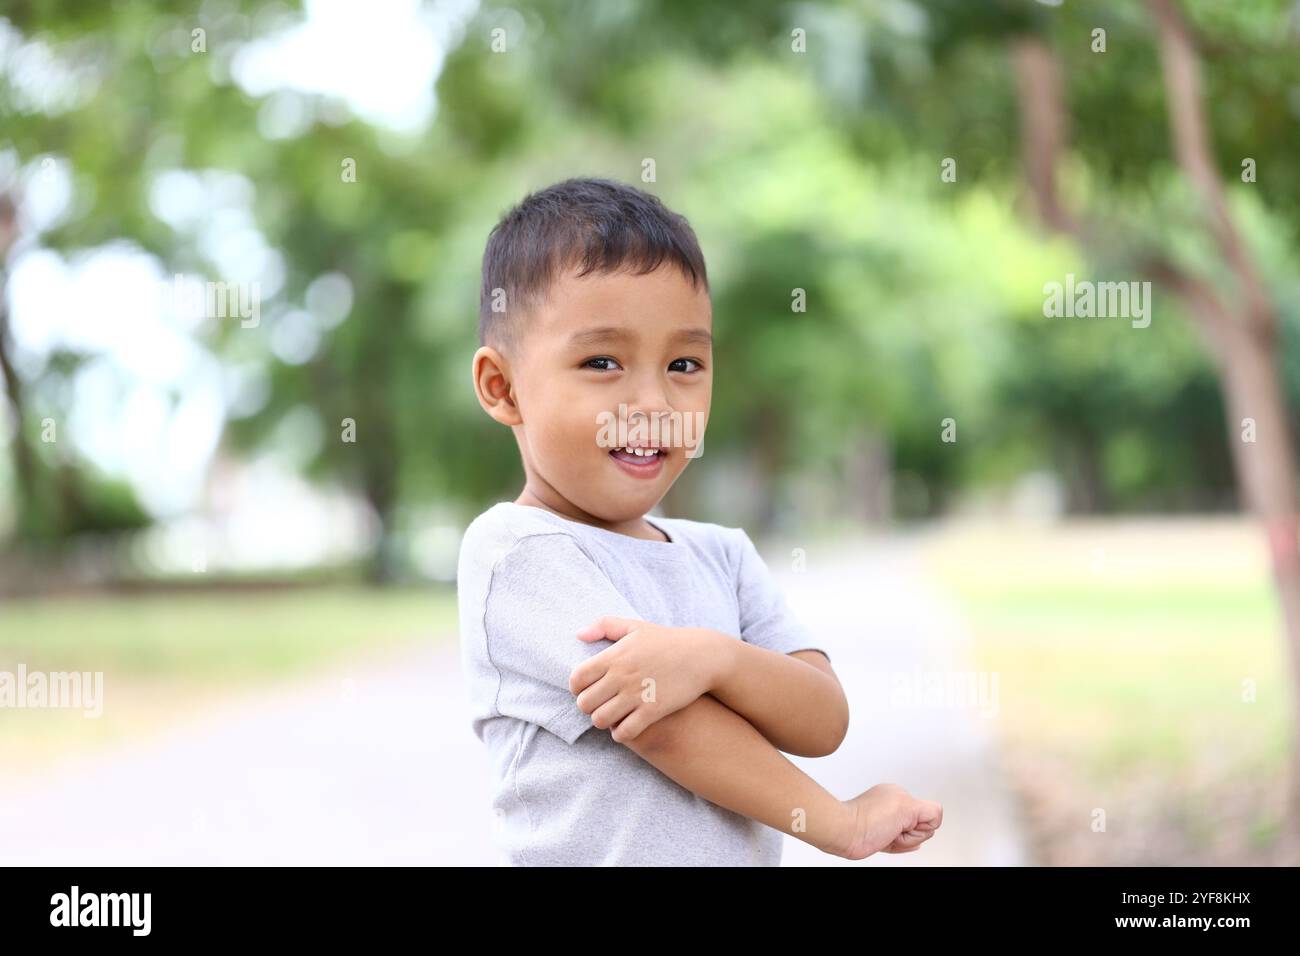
top-left (0, 538), bottom-right (1025, 865)
top-left (0, 639), bottom-right (496, 865)
top-left (773, 534), bottom-right (1026, 865)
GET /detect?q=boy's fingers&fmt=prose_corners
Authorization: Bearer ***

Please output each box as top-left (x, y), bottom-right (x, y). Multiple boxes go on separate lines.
top-left (609, 711), bottom-right (647, 743)
top-left (569, 656), bottom-right (608, 694)
top-left (576, 616), bottom-right (643, 642)
top-left (574, 674), bottom-right (616, 714)
top-left (588, 690), bottom-right (636, 730)
top-left (923, 802), bottom-right (943, 827)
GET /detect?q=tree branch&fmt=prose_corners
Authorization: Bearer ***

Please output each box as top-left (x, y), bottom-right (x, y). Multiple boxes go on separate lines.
top-left (1010, 37), bottom-right (1079, 239)
top-left (1009, 32), bottom-right (1239, 345)
top-left (1147, 0), bottom-right (1276, 339)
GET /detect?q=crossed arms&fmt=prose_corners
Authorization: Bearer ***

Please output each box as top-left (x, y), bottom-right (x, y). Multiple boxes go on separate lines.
top-left (566, 618), bottom-right (861, 856)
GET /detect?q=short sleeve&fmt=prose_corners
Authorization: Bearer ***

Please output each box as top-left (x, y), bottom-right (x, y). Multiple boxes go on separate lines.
top-left (733, 530), bottom-right (831, 663)
top-left (482, 533), bottom-right (642, 744)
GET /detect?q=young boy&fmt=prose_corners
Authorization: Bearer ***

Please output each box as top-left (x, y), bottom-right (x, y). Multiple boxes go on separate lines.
top-left (457, 177), bottom-right (942, 865)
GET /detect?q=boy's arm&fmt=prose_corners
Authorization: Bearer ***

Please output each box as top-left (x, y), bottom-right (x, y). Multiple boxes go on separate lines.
top-left (723, 528), bottom-right (848, 756)
top-left (619, 690), bottom-right (855, 857)
top-left (706, 644), bottom-right (849, 758)
top-left (573, 618), bottom-right (848, 757)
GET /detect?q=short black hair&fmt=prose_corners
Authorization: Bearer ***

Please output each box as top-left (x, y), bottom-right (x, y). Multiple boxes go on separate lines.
top-left (478, 177), bottom-right (709, 353)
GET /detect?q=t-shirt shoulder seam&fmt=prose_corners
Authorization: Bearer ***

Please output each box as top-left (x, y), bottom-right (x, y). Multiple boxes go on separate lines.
top-left (478, 520), bottom-right (595, 728)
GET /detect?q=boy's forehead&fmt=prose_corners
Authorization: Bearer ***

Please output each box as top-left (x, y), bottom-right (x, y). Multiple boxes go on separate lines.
top-left (533, 265), bottom-right (712, 337)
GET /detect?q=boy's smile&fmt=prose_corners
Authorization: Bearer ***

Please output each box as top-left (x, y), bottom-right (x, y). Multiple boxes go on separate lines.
top-left (473, 264), bottom-right (712, 540)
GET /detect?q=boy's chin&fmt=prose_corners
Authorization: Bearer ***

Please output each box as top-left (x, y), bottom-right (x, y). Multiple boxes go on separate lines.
top-left (579, 490), bottom-right (667, 523)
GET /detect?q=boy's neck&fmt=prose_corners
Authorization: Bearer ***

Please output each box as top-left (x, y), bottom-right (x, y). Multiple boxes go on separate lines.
top-left (514, 487), bottom-right (669, 542)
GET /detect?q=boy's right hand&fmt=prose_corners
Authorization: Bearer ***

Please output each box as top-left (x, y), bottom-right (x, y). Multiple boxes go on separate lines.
top-left (571, 617), bottom-right (729, 743)
top-left (837, 783), bottom-right (943, 860)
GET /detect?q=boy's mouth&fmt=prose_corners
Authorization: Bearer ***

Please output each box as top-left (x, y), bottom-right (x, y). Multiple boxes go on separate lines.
top-left (608, 446), bottom-right (667, 478)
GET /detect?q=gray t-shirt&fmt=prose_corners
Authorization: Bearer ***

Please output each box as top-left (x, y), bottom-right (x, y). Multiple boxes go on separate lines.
top-left (456, 501), bottom-right (829, 866)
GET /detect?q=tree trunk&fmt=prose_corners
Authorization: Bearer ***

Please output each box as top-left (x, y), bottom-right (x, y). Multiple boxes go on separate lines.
top-left (1012, 0), bottom-right (1300, 859)
top-left (1147, 0), bottom-right (1300, 857)
top-left (361, 461), bottom-right (399, 585)
top-left (0, 193), bottom-right (46, 541)
top-left (1210, 315), bottom-right (1300, 859)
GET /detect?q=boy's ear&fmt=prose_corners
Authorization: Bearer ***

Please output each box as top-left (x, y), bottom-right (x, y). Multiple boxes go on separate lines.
top-left (472, 346), bottom-right (523, 426)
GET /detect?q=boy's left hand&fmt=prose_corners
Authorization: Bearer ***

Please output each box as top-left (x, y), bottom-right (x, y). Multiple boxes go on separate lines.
top-left (569, 618), bottom-right (730, 743)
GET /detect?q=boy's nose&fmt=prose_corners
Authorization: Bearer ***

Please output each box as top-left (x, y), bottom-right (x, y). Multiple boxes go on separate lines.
top-left (624, 380), bottom-right (673, 418)
top-left (627, 396), bottom-right (670, 416)
top-left (625, 394), bottom-right (673, 424)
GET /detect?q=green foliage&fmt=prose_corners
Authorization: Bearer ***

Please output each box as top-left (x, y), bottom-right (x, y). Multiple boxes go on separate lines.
top-left (2, 0), bottom-right (1297, 556)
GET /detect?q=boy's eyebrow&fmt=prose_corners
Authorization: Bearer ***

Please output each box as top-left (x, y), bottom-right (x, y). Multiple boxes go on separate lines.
top-left (672, 327), bottom-right (714, 347)
top-left (566, 326), bottom-right (713, 348)
top-left (567, 326), bottom-right (635, 347)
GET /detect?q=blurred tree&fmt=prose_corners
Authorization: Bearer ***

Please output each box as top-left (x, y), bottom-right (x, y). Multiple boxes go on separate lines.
top-left (1026, 0), bottom-right (1300, 838)
top-left (910, 0), bottom-right (1300, 843)
top-left (0, 0), bottom-right (1295, 607)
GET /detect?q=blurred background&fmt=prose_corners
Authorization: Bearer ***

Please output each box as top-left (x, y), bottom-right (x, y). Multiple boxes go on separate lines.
top-left (1, 0), bottom-right (1298, 865)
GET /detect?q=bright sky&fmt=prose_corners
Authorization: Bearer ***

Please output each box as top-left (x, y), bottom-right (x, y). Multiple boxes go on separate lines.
top-left (232, 0), bottom-right (475, 133)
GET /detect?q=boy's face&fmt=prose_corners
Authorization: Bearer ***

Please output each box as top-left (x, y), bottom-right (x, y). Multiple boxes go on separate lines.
top-left (477, 264), bottom-right (712, 529)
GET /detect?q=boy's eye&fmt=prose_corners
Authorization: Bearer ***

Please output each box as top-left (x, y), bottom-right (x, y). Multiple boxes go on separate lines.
top-left (669, 358), bottom-right (704, 373)
top-left (583, 356), bottom-right (622, 371)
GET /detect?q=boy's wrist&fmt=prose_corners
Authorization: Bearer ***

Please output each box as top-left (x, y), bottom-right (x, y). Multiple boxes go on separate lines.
top-left (699, 628), bottom-right (739, 693)
top-left (797, 795), bottom-right (858, 857)
top-left (826, 798), bottom-right (859, 858)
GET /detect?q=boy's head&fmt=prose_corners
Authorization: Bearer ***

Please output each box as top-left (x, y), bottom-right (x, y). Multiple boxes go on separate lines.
top-left (472, 177), bottom-right (712, 529)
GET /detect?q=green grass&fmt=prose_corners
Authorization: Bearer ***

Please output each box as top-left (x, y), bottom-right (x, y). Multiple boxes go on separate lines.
top-left (950, 577), bottom-right (1289, 775)
top-left (925, 522), bottom-right (1296, 862)
top-left (955, 579), bottom-right (1274, 633)
top-left (0, 585), bottom-right (458, 680)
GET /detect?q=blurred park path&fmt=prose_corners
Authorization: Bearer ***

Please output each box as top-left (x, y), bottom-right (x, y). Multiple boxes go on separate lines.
top-left (0, 640), bottom-right (500, 865)
top-left (772, 534), bottom-right (1027, 866)
top-left (0, 536), bottom-right (1025, 866)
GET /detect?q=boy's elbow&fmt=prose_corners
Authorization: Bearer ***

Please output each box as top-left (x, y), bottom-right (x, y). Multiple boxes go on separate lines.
top-left (785, 702), bottom-right (849, 758)
top-left (827, 717), bottom-right (849, 755)
top-left (817, 699), bottom-right (850, 757)
top-left (810, 724), bottom-right (847, 758)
